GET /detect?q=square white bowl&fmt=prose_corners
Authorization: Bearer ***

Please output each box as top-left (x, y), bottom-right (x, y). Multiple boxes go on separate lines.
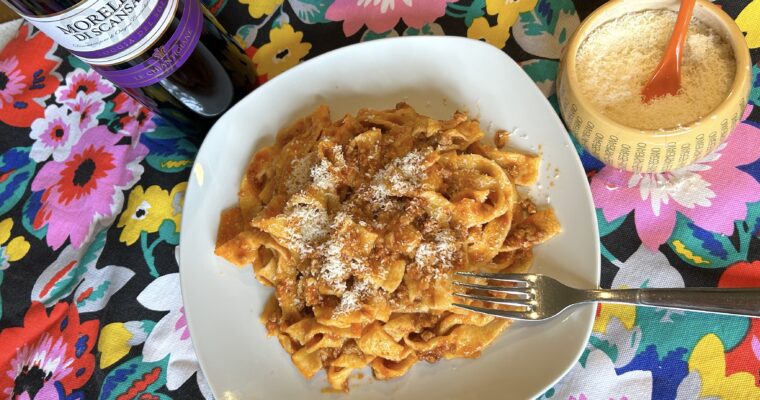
top-left (179, 36), bottom-right (600, 400)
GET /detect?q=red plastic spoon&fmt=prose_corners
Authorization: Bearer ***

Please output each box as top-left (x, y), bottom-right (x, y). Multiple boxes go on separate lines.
top-left (641, 0), bottom-right (697, 103)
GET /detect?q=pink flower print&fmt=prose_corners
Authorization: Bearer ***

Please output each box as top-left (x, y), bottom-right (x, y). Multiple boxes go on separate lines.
top-left (591, 106), bottom-right (760, 250)
top-left (8, 334), bottom-right (73, 400)
top-left (30, 126), bottom-right (148, 249)
top-left (113, 92), bottom-right (156, 139)
top-left (54, 69), bottom-right (115, 105)
top-left (326, 0), bottom-right (454, 36)
top-left (0, 302), bottom-right (98, 400)
top-left (570, 395), bottom-right (588, 400)
top-left (29, 105), bottom-right (82, 162)
top-left (175, 307), bottom-right (190, 340)
top-left (0, 56), bottom-right (25, 107)
top-left (113, 92), bottom-right (142, 115)
top-left (67, 94), bottom-right (105, 130)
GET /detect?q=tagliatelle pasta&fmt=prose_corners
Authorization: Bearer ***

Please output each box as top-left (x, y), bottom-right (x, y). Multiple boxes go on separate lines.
top-left (214, 103), bottom-right (561, 391)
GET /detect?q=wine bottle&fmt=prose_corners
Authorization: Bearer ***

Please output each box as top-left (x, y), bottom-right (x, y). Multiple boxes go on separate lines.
top-left (2, 0), bottom-right (257, 134)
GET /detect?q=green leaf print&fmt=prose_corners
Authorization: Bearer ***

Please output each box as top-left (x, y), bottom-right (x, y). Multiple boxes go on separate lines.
top-left (141, 126), bottom-right (198, 173)
top-left (744, 200), bottom-right (760, 237)
top-left (403, 23), bottom-right (444, 36)
top-left (31, 229), bottom-right (108, 306)
top-left (67, 54), bottom-right (90, 71)
top-left (522, 59), bottom-right (558, 83)
top-left (98, 101), bottom-right (117, 123)
top-left (635, 307), bottom-right (749, 360)
top-left (360, 29), bottom-right (399, 42)
top-left (584, 336), bottom-right (618, 366)
top-left (158, 219), bottom-right (180, 245)
top-left (513, 0), bottom-right (579, 59)
top-left (21, 190), bottom-right (46, 240)
top-left (0, 147), bottom-right (36, 217)
top-left (667, 212), bottom-right (748, 269)
top-left (446, 0), bottom-right (485, 26)
top-left (521, 59), bottom-right (558, 97)
top-left (750, 64), bottom-right (760, 107)
top-left (596, 208), bottom-right (626, 238)
top-left (521, 59), bottom-right (562, 113)
top-left (289, 0), bottom-right (330, 24)
top-left (99, 355), bottom-right (169, 400)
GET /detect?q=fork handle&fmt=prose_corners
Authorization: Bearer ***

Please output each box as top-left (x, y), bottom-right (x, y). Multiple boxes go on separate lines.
top-left (585, 288), bottom-right (760, 317)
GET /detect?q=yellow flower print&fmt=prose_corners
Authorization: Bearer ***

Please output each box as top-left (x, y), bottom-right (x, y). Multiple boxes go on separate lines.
top-left (118, 185), bottom-right (176, 245)
top-left (119, 182), bottom-right (185, 276)
top-left (97, 321), bottom-right (152, 368)
top-left (467, 17), bottom-right (511, 48)
top-left (469, 0), bottom-right (537, 48)
top-left (0, 218), bottom-right (30, 270)
top-left (239, 0), bottom-right (283, 18)
top-left (253, 24), bottom-right (312, 79)
top-left (169, 182), bottom-right (187, 230)
top-left (592, 304), bottom-right (636, 334)
top-left (736, 0), bottom-right (760, 49)
top-left (689, 334), bottom-right (760, 398)
top-left (98, 323), bottom-right (133, 368)
top-left (485, 0), bottom-right (537, 19)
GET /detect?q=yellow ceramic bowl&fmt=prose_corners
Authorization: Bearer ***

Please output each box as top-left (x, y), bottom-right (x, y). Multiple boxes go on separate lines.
top-left (557, 0), bottom-right (752, 173)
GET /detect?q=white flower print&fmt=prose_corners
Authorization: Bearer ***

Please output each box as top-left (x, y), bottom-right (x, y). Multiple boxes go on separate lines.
top-left (611, 245), bottom-right (685, 289)
top-left (549, 349), bottom-right (653, 400)
top-left (138, 273), bottom-right (212, 398)
top-left (628, 146), bottom-right (724, 217)
top-left (358, 0), bottom-right (413, 13)
top-left (29, 105), bottom-right (82, 162)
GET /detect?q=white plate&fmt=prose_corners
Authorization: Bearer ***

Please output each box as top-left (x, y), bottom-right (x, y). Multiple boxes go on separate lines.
top-left (180, 36), bottom-right (600, 400)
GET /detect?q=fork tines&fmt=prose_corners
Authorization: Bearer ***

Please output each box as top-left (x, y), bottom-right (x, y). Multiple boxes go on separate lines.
top-left (452, 303), bottom-right (535, 320)
top-left (455, 272), bottom-right (535, 285)
top-left (452, 281), bottom-right (531, 298)
top-left (453, 292), bottom-right (531, 307)
top-left (452, 272), bottom-right (536, 320)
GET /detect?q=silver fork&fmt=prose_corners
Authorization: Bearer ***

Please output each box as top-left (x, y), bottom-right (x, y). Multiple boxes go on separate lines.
top-left (453, 272), bottom-right (760, 320)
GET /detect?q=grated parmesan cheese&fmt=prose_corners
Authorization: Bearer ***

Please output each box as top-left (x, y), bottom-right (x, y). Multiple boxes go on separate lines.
top-left (316, 211), bottom-right (368, 294)
top-left (575, 10), bottom-right (735, 130)
top-left (283, 203), bottom-right (329, 256)
top-left (335, 279), bottom-right (370, 315)
top-left (320, 238), bottom-right (348, 292)
top-left (369, 150), bottom-right (428, 209)
top-left (308, 145), bottom-right (346, 191)
top-left (310, 159), bottom-right (336, 190)
top-left (332, 144), bottom-right (346, 166)
top-left (285, 154), bottom-right (314, 194)
top-left (414, 243), bottom-right (435, 266)
top-left (433, 230), bottom-right (457, 268)
top-left (414, 228), bottom-right (457, 278)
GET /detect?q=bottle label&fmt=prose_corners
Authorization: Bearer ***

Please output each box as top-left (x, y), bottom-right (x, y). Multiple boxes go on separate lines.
top-left (92, 0), bottom-right (202, 88)
top-left (24, 0), bottom-right (179, 66)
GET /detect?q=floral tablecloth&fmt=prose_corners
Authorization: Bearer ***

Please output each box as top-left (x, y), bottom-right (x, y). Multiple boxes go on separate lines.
top-left (0, 0), bottom-right (759, 398)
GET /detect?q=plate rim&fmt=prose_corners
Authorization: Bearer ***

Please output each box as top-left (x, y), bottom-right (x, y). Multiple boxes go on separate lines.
top-left (179, 35), bottom-right (601, 399)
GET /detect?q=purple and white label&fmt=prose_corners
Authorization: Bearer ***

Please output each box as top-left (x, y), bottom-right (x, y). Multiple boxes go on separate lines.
top-left (24, 0), bottom-right (179, 66)
top-left (93, 0), bottom-right (202, 88)
top-left (72, 0), bottom-right (169, 59)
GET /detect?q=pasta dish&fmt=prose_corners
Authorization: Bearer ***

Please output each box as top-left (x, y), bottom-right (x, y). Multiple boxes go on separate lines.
top-left (214, 103), bottom-right (560, 390)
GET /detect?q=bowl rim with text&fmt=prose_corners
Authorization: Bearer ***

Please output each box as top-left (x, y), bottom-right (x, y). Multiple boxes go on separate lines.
top-left (557, 0), bottom-right (752, 173)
